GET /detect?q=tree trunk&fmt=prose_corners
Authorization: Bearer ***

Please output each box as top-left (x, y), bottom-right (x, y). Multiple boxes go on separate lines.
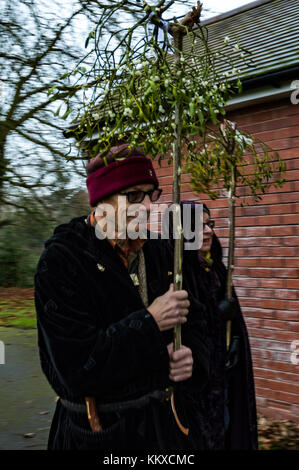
top-left (0, 129), bottom-right (8, 201)
top-left (226, 164), bottom-right (236, 351)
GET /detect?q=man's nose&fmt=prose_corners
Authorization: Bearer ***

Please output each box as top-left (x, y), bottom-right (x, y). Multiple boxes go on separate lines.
top-left (142, 194), bottom-right (152, 211)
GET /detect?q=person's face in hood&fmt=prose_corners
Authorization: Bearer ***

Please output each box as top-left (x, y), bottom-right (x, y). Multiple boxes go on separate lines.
top-left (198, 211), bottom-right (214, 256)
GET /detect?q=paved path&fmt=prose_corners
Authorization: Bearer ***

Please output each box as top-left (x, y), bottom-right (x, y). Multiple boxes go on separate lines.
top-left (0, 327), bottom-right (56, 450)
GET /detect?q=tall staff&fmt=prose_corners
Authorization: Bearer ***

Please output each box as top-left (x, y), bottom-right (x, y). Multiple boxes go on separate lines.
top-left (149, 1), bottom-right (203, 436)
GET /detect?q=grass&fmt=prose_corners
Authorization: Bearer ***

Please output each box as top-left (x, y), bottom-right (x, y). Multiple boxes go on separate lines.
top-left (0, 288), bottom-right (37, 329)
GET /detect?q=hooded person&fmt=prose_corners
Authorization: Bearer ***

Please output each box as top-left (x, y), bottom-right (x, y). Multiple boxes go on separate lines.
top-left (162, 200), bottom-right (258, 450)
top-left (34, 144), bottom-right (210, 450)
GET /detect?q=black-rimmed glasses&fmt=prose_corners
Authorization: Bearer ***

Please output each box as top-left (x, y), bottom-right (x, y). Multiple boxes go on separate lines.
top-left (119, 188), bottom-right (162, 203)
top-left (203, 219), bottom-right (215, 230)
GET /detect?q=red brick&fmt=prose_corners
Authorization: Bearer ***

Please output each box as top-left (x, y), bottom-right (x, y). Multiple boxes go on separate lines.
top-left (228, 100), bottom-right (291, 125)
top-left (243, 317), bottom-right (262, 328)
top-left (262, 319), bottom-right (288, 330)
top-left (290, 404), bottom-right (299, 419)
top-left (248, 327), bottom-right (298, 342)
top-left (241, 192), bottom-right (299, 206)
top-left (253, 368), bottom-right (299, 384)
top-left (214, 228), bottom-right (229, 237)
top-left (275, 310), bottom-right (299, 321)
top-left (259, 279), bottom-right (285, 289)
top-left (235, 206), bottom-right (269, 217)
top-left (254, 125), bottom-right (299, 143)
top-left (249, 337), bottom-right (290, 351)
top-left (282, 214), bottom-right (299, 225)
top-left (234, 278), bottom-right (261, 288)
top-left (278, 258), bottom-right (299, 268)
top-left (234, 266), bottom-right (298, 276)
top-left (242, 307), bottom-right (277, 319)
top-left (288, 300), bottom-right (299, 311)
top-left (158, 174), bottom-right (190, 185)
top-left (255, 387), bottom-right (299, 405)
top-left (240, 299), bottom-right (271, 309)
top-left (234, 258), bottom-right (292, 268)
top-left (234, 237), bottom-right (281, 247)
top-left (154, 166), bottom-right (173, 177)
top-left (265, 408), bottom-right (298, 421)
top-left (285, 159), bottom-right (299, 170)
top-left (285, 279), bottom-right (299, 289)
top-left (255, 378), bottom-right (299, 395)
top-left (279, 147), bottom-right (299, 160)
top-left (269, 226), bottom-right (299, 236)
top-left (243, 307), bottom-right (299, 321)
top-left (235, 215), bottom-right (280, 227)
top-left (265, 299), bottom-right (299, 310)
top-left (236, 227), bottom-right (269, 237)
top-left (253, 299), bottom-right (289, 309)
top-left (235, 258), bottom-right (258, 267)
top-left (237, 160), bottom-right (298, 180)
top-left (239, 115), bottom-right (299, 135)
top-left (269, 203), bottom-right (299, 215)
top-left (252, 358), bottom-right (299, 374)
top-left (288, 322), bottom-right (299, 332)
top-left (273, 289), bottom-right (299, 300)
top-left (267, 137), bottom-right (299, 151)
top-left (258, 406), bottom-right (296, 422)
top-left (251, 348), bottom-right (291, 362)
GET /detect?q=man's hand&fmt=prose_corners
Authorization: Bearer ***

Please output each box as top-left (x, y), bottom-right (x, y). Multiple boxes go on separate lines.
top-left (147, 283), bottom-right (190, 331)
top-left (167, 343), bottom-right (193, 382)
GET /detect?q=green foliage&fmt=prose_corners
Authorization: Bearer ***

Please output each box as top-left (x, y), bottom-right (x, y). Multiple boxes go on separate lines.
top-left (186, 119), bottom-right (286, 201)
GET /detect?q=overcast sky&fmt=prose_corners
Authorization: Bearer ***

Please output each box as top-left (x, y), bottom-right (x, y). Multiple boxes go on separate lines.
top-left (203, 0), bottom-right (254, 17)
top-left (169, 0), bottom-right (254, 19)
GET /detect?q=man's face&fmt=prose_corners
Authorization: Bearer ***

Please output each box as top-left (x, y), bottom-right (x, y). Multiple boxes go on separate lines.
top-left (199, 212), bottom-right (214, 255)
top-left (95, 183), bottom-right (155, 238)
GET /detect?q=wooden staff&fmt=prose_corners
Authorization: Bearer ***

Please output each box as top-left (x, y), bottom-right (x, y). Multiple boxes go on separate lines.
top-left (168, 1), bottom-right (203, 351)
top-left (149, 1), bottom-right (203, 436)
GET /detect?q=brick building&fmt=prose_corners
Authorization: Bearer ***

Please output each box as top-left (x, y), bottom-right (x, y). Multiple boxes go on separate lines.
top-left (153, 0), bottom-right (299, 421)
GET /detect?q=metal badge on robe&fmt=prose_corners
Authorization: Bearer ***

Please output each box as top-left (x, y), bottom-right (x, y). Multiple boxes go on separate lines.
top-left (130, 273), bottom-right (140, 286)
top-left (97, 263), bottom-right (105, 272)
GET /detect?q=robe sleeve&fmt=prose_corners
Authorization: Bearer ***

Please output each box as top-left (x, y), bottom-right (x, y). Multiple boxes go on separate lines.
top-left (34, 243), bottom-right (170, 397)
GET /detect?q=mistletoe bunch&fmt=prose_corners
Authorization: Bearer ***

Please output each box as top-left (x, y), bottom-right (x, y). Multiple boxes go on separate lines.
top-left (186, 119), bottom-right (286, 201)
top-left (52, 2), bottom-right (246, 164)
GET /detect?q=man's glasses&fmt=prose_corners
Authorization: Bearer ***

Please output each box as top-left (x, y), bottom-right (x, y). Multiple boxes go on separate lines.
top-left (120, 188), bottom-right (162, 204)
top-left (203, 219), bottom-right (215, 230)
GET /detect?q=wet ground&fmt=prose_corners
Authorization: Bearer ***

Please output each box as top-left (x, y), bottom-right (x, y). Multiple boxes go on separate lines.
top-left (0, 327), bottom-right (56, 450)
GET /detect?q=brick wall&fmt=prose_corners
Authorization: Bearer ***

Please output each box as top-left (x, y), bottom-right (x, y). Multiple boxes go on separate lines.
top-left (152, 97), bottom-right (299, 422)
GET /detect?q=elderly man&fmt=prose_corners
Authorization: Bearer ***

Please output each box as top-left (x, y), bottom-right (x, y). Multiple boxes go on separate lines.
top-left (34, 144), bottom-right (209, 450)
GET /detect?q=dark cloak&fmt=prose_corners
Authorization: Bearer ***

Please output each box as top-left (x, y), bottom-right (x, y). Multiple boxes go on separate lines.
top-left (34, 215), bottom-right (210, 450)
top-left (164, 206), bottom-right (258, 450)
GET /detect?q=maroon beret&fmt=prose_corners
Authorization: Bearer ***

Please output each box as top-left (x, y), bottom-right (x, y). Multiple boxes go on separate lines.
top-left (86, 144), bottom-right (159, 206)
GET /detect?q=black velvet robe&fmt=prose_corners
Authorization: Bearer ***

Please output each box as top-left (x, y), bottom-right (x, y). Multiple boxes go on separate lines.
top-left (172, 234), bottom-right (258, 450)
top-left (34, 216), bottom-right (210, 450)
